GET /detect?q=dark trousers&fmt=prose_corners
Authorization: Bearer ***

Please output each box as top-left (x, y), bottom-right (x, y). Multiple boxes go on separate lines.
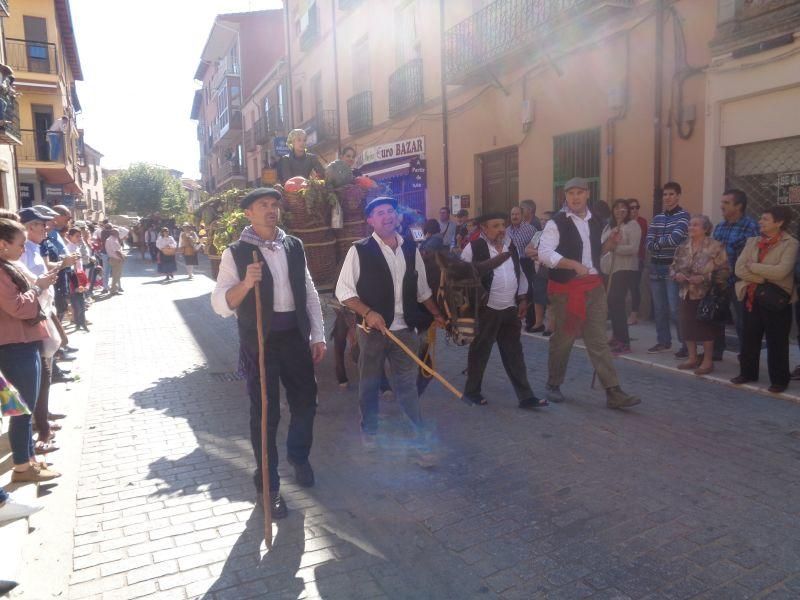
top-left (34, 355), bottom-right (52, 440)
top-left (714, 288), bottom-right (744, 356)
top-left (465, 306), bottom-right (534, 401)
top-left (739, 302), bottom-right (791, 386)
top-left (70, 292), bottom-right (87, 327)
top-left (608, 270), bottom-right (637, 344)
top-left (148, 242), bottom-right (158, 261)
top-left (244, 329), bottom-right (317, 493)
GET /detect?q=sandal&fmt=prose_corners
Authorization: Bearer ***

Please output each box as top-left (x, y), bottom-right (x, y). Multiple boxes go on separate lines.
top-left (34, 441), bottom-right (60, 455)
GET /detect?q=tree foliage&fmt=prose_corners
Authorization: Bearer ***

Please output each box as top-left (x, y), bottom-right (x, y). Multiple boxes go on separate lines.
top-left (104, 163), bottom-right (188, 218)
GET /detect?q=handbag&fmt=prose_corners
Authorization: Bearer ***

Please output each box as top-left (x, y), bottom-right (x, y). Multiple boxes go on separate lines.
top-left (754, 282), bottom-right (790, 312)
top-left (696, 287), bottom-right (729, 323)
top-left (161, 246), bottom-right (177, 256)
top-left (0, 372), bottom-right (31, 417)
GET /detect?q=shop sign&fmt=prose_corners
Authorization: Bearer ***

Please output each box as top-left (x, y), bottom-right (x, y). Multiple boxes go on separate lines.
top-left (410, 157), bottom-right (426, 191)
top-left (777, 171), bottom-right (800, 205)
top-left (359, 136), bottom-right (425, 167)
top-left (450, 194), bottom-right (470, 213)
top-left (19, 182), bottom-right (34, 207)
top-left (274, 137), bottom-right (289, 157)
top-left (44, 184), bottom-right (63, 200)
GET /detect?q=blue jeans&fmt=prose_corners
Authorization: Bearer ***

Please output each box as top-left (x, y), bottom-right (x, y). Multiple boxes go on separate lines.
top-left (101, 253), bottom-right (111, 290)
top-left (47, 131), bottom-right (62, 161)
top-left (0, 342), bottom-right (41, 464)
top-left (650, 263), bottom-right (682, 347)
top-left (0, 486), bottom-right (8, 504)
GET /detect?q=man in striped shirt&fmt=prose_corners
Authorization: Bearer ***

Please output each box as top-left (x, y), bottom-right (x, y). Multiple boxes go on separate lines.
top-left (646, 182), bottom-right (690, 355)
top-left (508, 207), bottom-right (538, 330)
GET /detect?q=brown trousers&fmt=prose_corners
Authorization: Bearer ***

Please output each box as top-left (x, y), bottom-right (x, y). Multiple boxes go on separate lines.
top-left (547, 285), bottom-right (620, 389)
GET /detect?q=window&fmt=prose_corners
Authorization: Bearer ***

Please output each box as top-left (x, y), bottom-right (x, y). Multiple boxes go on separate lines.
top-left (352, 36), bottom-right (370, 93)
top-left (277, 82), bottom-right (286, 128)
top-left (395, 0), bottom-right (421, 65)
top-left (216, 83), bottom-right (229, 131)
top-left (552, 127), bottom-right (601, 208)
top-left (296, 88), bottom-right (304, 123)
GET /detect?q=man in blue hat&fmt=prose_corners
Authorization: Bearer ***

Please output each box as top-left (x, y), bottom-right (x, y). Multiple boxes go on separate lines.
top-left (211, 187), bottom-right (326, 518)
top-left (336, 197), bottom-right (445, 452)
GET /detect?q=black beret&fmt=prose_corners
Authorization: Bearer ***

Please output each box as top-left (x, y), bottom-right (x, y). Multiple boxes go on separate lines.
top-left (364, 196), bottom-right (397, 217)
top-left (476, 211), bottom-right (508, 224)
top-left (240, 187), bottom-right (282, 210)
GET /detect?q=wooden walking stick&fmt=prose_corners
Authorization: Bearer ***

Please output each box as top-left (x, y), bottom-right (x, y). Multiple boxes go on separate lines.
top-left (252, 251), bottom-right (273, 549)
top-left (358, 324), bottom-right (463, 400)
top-left (592, 231), bottom-right (619, 390)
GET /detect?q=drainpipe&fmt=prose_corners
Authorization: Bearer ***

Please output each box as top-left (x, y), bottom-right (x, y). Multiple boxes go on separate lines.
top-left (284, 2), bottom-right (294, 128)
top-left (652, 0), bottom-right (665, 215)
top-left (331, 0), bottom-right (342, 154)
top-left (439, 0), bottom-right (451, 206)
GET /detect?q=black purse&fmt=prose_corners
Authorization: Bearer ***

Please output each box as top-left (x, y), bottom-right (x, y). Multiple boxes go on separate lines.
top-left (754, 282), bottom-right (790, 312)
top-left (696, 286), bottom-right (729, 323)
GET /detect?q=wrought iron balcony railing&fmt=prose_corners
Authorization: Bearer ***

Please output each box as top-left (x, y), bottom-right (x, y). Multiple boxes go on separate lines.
top-left (0, 0), bottom-right (9, 17)
top-left (252, 107), bottom-right (287, 147)
top-left (302, 109), bottom-right (339, 146)
top-left (389, 59), bottom-right (423, 118)
top-left (19, 129), bottom-right (67, 162)
top-left (712, 0), bottom-right (800, 55)
top-left (0, 90), bottom-right (21, 145)
top-left (347, 90), bottom-right (373, 134)
top-left (218, 160), bottom-right (244, 182)
top-left (6, 38), bottom-right (58, 75)
top-left (444, 0), bottom-right (632, 83)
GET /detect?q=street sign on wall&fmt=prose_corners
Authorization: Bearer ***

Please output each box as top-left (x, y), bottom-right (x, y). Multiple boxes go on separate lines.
top-left (359, 136), bottom-right (425, 167)
top-left (777, 171), bottom-right (800, 205)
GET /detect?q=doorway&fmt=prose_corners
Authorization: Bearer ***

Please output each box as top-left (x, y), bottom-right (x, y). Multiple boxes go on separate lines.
top-left (480, 146), bottom-right (519, 215)
top-left (32, 105), bottom-right (53, 161)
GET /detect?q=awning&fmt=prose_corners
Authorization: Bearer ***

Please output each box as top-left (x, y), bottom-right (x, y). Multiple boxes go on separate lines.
top-left (361, 159), bottom-right (411, 180)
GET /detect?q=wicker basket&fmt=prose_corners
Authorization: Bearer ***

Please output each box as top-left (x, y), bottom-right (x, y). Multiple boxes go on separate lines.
top-left (284, 189), bottom-right (328, 229)
top-left (335, 184), bottom-right (368, 223)
top-left (293, 227), bottom-right (337, 286)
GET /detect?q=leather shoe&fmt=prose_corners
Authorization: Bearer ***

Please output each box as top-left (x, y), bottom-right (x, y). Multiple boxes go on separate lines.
top-left (768, 384), bottom-right (787, 394)
top-left (288, 459), bottom-right (314, 488)
top-left (730, 375), bottom-right (752, 385)
top-left (518, 396), bottom-right (548, 409)
top-left (269, 492), bottom-right (288, 519)
top-left (606, 386), bottom-right (641, 409)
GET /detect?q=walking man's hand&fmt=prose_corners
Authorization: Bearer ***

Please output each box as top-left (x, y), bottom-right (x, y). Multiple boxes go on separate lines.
top-left (311, 342), bottom-right (326, 365)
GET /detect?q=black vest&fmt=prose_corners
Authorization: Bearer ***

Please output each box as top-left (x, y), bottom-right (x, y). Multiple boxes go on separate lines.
top-left (470, 237), bottom-right (521, 293)
top-left (354, 236), bottom-right (430, 331)
top-left (548, 211), bottom-right (604, 283)
top-left (229, 237), bottom-right (310, 353)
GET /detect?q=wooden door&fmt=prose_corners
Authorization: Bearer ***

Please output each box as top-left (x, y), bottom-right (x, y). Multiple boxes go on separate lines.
top-left (481, 147), bottom-right (519, 215)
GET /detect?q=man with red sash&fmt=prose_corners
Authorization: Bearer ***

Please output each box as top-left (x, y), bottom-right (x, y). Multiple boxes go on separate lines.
top-left (535, 178), bottom-right (640, 409)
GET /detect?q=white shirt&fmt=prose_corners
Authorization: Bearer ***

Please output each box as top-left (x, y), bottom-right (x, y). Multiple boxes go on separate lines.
top-left (335, 232), bottom-right (432, 331)
top-left (211, 241), bottom-right (325, 345)
top-left (105, 237), bottom-right (123, 257)
top-left (461, 237), bottom-right (528, 310)
top-left (538, 208), bottom-right (598, 274)
top-left (155, 235), bottom-right (176, 250)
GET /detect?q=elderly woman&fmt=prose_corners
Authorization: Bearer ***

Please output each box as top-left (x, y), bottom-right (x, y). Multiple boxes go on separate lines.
top-left (178, 223), bottom-right (199, 279)
top-left (0, 218), bottom-right (60, 483)
top-left (732, 206), bottom-right (798, 393)
top-left (670, 215), bottom-right (729, 375)
top-left (600, 199), bottom-right (641, 354)
top-left (276, 129), bottom-right (326, 184)
top-left (155, 227), bottom-right (177, 282)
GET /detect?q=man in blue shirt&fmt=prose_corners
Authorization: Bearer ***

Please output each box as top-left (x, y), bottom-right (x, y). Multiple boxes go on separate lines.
top-left (712, 189), bottom-right (759, 360)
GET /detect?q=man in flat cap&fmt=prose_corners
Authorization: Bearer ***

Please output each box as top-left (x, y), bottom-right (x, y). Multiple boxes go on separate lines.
top-left (336, 197), bottom-right (445, 452)
top-left (211, 188), bottom-right (326, 518)
top-left (461, 212), bottom-right (545, 409)
top-left (535, 177), bottom-right (640, 409)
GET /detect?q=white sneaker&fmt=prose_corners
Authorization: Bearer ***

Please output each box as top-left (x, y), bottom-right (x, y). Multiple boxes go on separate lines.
top-left (0, 498), bottom-right (43, 524)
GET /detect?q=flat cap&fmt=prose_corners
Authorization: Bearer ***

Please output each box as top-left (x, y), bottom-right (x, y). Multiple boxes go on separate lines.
top-left (563, 177), bottom-right (589, 191)
top-left (32, 205), bottom-right (59, 218)
top-left (364, 196), bottom-right (397, 217)
top-left (240, 187), bottom-right (283, 210)
top-left (51, 204), bottom-right (71, 217)
top-left (19, 206), bottom-right (55, 224)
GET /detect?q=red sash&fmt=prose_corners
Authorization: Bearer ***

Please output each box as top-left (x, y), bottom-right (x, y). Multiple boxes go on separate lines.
top-left (547, 274), bottom-right (603, 336)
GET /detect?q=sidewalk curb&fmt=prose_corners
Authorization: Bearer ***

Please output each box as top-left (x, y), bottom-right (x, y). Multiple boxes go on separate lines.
top-left (522, 331), bottom-right (800, 405)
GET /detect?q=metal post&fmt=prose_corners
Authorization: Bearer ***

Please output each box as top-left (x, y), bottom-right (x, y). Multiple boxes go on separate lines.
top-left (331, 0), bottom-right (343, 154)
top-left (439, 0), bottom-right (451, 207)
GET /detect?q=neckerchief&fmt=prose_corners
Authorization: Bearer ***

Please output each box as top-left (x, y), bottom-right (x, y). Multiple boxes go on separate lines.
top-left (745, 234), bottom-right (782, 311)
top-left (239, 225), bottom-right (285, 251)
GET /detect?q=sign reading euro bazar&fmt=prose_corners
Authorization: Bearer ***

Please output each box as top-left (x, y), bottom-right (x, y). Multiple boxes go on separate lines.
top-left (777, 171), bottom-right (800, 205)
top-left (359, 136), bottom-right (425, 167)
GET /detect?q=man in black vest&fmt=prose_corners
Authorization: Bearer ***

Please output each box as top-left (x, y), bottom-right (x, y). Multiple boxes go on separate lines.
top-left (461, 212), bottom-right (546, 408)
top-left (211, 188), bottom-right (326, 518)
top-left (335, 197), bottom-right (445, 451)
top-left (535, 178), bottom-right (640, 409)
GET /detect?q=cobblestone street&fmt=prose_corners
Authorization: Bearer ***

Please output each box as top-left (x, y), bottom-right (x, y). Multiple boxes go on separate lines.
top-left (24, 254), bottom-right (800, 600)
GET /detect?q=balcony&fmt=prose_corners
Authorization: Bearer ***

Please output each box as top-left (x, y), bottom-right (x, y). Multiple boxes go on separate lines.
top-left (211, 55), bottom-right (240, 91)
top-left (251, 107), bottom-right (287, 147)
top-left (389, 59), bottom-right (423, 118)
top-left (19, 128), bottom-right (82, 192)
top-left (0, 85), bottom-right (21, 145)
top-left (346, 90), bottom-right (373, 134)
top-left (0, 0), bottom-right (9, 17)
top-left (444, 0), bottom-right (633, 84)
top-left (218, 160), bottom-right (245, 185)
top-left (6, 38), bottom-right (58, 75)
top-left (302, 109), bottom-right (339, 147)
top-left (212, 109), bottom-right (242, 146)
top-left (712, 0), bottom-right (800, 56)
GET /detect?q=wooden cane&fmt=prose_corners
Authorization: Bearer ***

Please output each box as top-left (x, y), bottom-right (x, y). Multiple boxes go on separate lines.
top-left (592, 232), bottom-right (619, 390)
top-left (252, 251), bottom-right (273, 549)
top-left (358, 324), bottom-right (463, 400)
